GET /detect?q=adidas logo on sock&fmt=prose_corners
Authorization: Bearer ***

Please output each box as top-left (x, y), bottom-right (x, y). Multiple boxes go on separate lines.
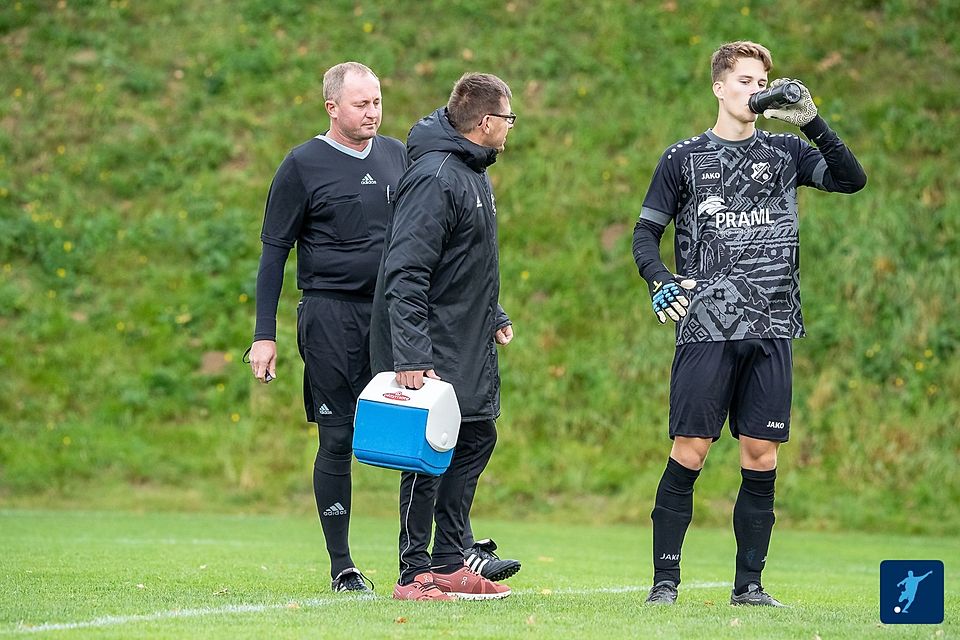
top-left (323, 502), bottom-right (347, 516)
top-left (361, 173), bottom-right (377, 185)
top-left (317, 404), bottom-right (333, 415)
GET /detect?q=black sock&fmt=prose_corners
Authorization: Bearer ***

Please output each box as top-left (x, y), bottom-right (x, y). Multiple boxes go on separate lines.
top-left (651, 457), bottom-right (701, 585)
top-left (313, 457), bottom-right (353, 579)
top-left (733, 467), bottom-right (776, 593)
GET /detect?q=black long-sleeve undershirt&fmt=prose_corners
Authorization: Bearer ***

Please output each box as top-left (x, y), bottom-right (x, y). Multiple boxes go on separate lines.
top-left (799, 115), bottom-right (867, 193)
top-left (632, 219), bottom-right (672, 293)
top-left (253, 242), bottom-right (290, 342)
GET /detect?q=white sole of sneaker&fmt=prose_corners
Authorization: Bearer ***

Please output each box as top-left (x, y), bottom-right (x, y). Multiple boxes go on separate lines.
top-left (447, 590), bottom-right (511, 600)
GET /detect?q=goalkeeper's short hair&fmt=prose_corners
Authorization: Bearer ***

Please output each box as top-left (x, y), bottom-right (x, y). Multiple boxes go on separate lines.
top-left (711, 41), bottom-right (772, 82)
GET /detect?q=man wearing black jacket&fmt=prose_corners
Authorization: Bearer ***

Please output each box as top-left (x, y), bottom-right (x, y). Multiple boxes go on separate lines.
top-left (374, 73), bottom-right (516, 601)
top-left (632, 42), bottom-right (866, 607)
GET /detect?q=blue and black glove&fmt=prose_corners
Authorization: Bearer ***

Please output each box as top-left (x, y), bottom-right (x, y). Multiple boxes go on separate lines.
top-left (649, 273), bottom-right (697, 324)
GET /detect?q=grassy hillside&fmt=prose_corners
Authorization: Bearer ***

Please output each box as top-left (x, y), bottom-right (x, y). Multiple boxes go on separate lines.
top-left (1, 1), bottom-right (958, 533)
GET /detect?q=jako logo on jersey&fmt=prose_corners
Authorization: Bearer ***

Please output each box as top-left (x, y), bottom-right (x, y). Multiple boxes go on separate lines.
top-left (383, 392), bottom-right (411, 401)
top-left (766, 421), bottom-right (786, 429)
top-left (361, 173), bottom-right (377, 185)
top-left (751, 162), bottom-right (772, 183)
top-left (700, 171), bottom-right (721, 180)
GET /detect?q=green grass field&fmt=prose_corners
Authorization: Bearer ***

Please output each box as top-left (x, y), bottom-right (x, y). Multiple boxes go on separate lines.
top-left (2, 510), bottom-right (955, 639)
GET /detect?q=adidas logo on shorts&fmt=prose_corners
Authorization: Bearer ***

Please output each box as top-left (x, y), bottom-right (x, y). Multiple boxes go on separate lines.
top-left (317, 404), bottom-right (333, 415)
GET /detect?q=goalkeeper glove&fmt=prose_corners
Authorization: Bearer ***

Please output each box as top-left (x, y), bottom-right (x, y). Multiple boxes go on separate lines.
top-left (763, 78), bottom-right (818, 127)
top-left (649, 274), bottom-right (697, 324)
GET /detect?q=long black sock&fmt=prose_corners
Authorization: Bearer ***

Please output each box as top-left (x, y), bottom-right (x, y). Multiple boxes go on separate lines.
top-left (733, 467), bottom-right (776, 593)
top-left (314, 450), bottom-right (353, 579)
top-left (651, 457), bottom-right (701, 585)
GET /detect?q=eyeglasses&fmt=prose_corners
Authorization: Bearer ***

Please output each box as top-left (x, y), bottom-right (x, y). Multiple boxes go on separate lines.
top-left (485, 112), bottom-right (517, 125)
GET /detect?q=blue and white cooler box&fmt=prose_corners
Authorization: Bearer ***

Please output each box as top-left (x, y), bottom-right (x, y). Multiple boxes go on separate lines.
top-left (353, 372), bottom-right (461, 475)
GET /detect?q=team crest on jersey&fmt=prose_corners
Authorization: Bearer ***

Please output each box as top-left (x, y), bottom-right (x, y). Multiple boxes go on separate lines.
top-left (750, 162), bottom-right (772, 183)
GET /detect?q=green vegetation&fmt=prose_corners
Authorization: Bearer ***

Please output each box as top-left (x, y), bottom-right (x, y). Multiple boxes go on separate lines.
top-left (2, 510), bottom-right (956, 639)
top-left (1, 2), bottom-right (958, 533)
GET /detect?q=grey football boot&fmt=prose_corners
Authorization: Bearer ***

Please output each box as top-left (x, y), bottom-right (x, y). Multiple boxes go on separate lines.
top-left (644, 580), bottom-right (679, 605)
top-left (730, 583), bottom-right (785, 607)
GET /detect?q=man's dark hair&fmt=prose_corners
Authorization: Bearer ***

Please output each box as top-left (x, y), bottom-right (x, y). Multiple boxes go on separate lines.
top-left (446, 73), bottom-right (512, 134)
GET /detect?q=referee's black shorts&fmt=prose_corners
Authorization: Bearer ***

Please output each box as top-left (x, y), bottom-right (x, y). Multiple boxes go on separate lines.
top-left (296, 292), bottom-right (373, 426)
top-left (669, 338), bottom-right (792, 443)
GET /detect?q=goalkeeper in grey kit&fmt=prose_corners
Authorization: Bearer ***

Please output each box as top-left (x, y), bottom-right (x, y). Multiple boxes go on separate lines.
top-left (632, 41), bottom-right (866, 606)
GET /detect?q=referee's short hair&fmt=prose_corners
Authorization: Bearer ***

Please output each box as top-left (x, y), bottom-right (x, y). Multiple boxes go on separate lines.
top-left (446, 73), bottom-right (512, 134)
top-left (323, 62), bottom-right (378, 103)
top-left (711, 41), bottom-right (772, 82)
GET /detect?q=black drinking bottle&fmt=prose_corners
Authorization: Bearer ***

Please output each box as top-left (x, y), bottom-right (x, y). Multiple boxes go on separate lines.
top-left (749, 82), bottom-right (802, 114)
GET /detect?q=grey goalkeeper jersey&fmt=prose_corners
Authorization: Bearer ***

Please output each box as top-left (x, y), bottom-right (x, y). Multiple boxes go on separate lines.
top-left (640, 124), bottom-right (864, 345)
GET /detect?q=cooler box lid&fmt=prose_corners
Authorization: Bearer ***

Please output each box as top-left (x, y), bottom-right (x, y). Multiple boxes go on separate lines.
top-left (357, 372), bottom-right (461, 452)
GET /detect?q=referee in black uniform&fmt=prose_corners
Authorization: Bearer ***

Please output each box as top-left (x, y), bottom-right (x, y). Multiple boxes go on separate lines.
top-left (248, 62), bottom-right (407, 593)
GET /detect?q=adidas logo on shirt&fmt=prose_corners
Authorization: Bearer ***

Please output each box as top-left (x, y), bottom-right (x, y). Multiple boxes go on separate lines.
top-left (323, 502), bottom-right (347, 516)
top-left (317, 403), bottom-right (333, 415)
top-left (476, 195), bottom-right (483, 208)
top-left (361, 173), bottom-right (377, 185)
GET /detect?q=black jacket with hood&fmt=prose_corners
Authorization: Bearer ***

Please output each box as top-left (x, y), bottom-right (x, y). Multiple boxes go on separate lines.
top-left (370, 107), bottom-right (510, 421)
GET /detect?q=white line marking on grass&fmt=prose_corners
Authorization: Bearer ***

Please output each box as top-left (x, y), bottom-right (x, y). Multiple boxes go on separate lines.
top-left (8, 597), bottom-right (366, 634)
top-left (111, 537), bottom-right (252, 546)
top-left (524, 581), bottom-right (730, 596)
top-left (6, 583), bottom-right (730, 634)
top-left (674, 581), bottom-right (731, 589)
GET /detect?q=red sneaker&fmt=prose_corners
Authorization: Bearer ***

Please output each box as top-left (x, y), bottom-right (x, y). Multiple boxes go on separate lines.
top-left (431, 566), bottom-right (511, 600)
top-left (392, 573), bottom-right (456, 601)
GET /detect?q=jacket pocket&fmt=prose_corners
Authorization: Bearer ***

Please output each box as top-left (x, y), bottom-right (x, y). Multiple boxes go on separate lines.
top-left (329, 196), bottom-right (369, 241)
